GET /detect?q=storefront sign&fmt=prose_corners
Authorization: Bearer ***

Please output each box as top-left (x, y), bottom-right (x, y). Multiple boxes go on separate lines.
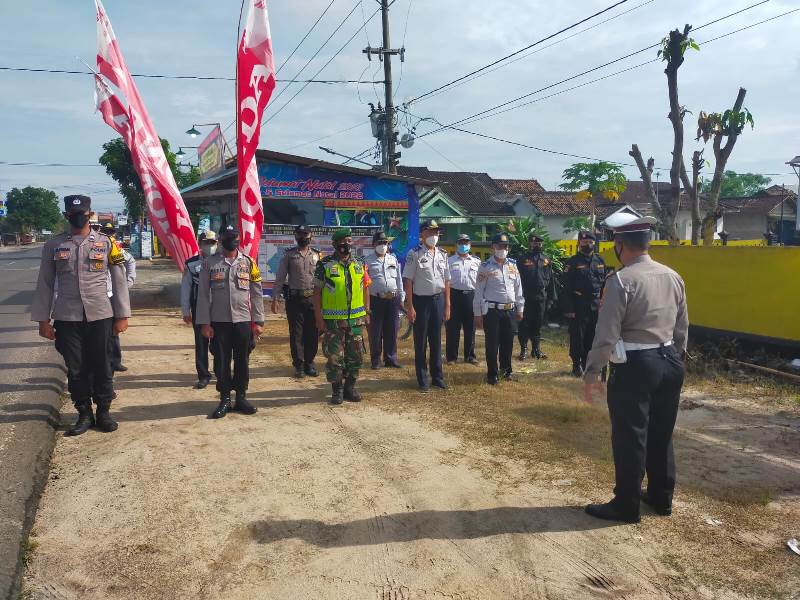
top-left (198, 126), bottom-right (225, 179)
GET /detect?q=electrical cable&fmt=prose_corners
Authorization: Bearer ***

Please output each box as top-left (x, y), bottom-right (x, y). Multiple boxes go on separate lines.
top-left (275, 0), bottom-right (338, 75)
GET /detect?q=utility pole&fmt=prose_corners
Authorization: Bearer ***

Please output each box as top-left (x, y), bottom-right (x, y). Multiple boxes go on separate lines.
top-left (364, 0), bottom-right (404, 174)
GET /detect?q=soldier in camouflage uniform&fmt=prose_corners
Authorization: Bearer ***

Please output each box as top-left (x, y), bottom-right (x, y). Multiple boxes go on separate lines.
top-left (313, 228), bottom-right (372, 405)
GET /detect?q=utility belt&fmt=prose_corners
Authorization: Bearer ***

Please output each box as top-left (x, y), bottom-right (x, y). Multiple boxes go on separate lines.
top-left (413, 292), bottom-right (442, 299)
top-left (289, 288), bottom-right (315, 299)
top-left (610, 340), bottom-right (674, 364)
top-left (486, 301), bottom-right (516, 311)
top-left (371, 291), bottom-right (399, 300)
top-left (451, 288), bottom-right (474, 294)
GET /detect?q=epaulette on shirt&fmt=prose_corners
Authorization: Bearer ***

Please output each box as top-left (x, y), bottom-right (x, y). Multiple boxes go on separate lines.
top-left (508, 257), bottom-right (517, 264)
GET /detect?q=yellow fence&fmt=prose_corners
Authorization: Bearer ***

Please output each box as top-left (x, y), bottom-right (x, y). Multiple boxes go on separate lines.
top-left (555, 238), bottom-right (766, 256)
top-left (596, 245), bottom-right (800, 344)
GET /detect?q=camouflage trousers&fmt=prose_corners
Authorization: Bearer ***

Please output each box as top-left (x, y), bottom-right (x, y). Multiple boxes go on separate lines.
top-left (322, 319), bottom-right (365, 383)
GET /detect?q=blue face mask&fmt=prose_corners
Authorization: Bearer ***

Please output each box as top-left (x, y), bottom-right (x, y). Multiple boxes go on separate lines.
top-left (457, 244), bottom-right (470, 254)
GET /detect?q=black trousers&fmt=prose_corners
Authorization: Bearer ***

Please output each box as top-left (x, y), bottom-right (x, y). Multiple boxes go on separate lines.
top-left (54, 317), bottom-right (114, 406)
top-left (518, 296), bottom-right (546, 350)
top-left (212, 322), bottom-right (252, 394)
top-left (568, 309), bottom-right (598, 368)
top-left (193, 324), bottom-right (213, 382)
top-left (412, 293), bottom-right (444, 387)
top-left (109, 334), bottom-right (123, 369)
top-left (368, 295), bottom-right (400, 366)
top-left (445, 289), bottom-right (476, 362)
top-left (484, 308), bottom-right (517, 379)
top-left (607, 346), bottom-right (684, 509)
top-left (285, 294), bottom-right (318, 368)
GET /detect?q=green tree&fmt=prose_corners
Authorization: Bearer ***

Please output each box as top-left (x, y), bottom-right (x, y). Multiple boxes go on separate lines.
top-left (559, 161), bottom-right (626, 229)
top-left (701, 171), bottom-right (770, 197)
top-left (562, 216), bottom-right (591, 236)
top-left (497, 216), bottom-right (565, 273)
top-left (99, 138), bottom-right (201, 222)
top-left (5, 186), bottom-right (62, 233)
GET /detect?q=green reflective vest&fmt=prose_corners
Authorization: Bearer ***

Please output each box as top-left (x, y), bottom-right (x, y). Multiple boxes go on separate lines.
top-left (321, 258), bottom-right (366, 320)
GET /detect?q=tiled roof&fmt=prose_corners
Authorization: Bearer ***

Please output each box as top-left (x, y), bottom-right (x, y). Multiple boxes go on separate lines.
top-left (495, 178), bottom-right (546, 196)
top-left (397, 166), bottom-right (514, 215)
top-left (759, 184), bottom-right (797, 198)
top-left (719, 195), bottom-right (795, 215)
top-left (518, 191), bottom-right (593, 216)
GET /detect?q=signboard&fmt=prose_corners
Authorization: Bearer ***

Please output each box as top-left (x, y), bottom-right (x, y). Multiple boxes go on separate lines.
top-left (259, 224), bottom-right (381, 297)
top-left (197, 215), bottom-right (211, 236)
top-left (257, 162), bottom-right (420, 257)
top-left (96, 211), bottom-right (114, 226)
top-left (198, 125), bottom-right (226, 179)
top-left (117, 214), bottom-right (128, 226)
top-left (140, 230), bottom-right (153, 259)
top-left (0, 196), bottom-right (6, 217)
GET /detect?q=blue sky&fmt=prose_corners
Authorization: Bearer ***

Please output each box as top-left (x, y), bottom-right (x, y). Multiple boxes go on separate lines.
top-left (1, 0), bottom-right (798, 213)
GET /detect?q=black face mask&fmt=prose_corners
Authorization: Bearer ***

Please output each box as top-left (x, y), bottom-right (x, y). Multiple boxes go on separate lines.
top-left (337, 243), bottom-right (351, 255)
top-left (221, 238), bottom-right (239, 251)
top-left (296, 237), bottom-right (311, 247)
top-left (67, 213), bottom-right (89, 229)
top-left (580, 244), bottom-right (594, 255)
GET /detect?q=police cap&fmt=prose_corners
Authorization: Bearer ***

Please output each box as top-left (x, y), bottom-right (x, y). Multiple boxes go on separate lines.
top-left (491, 233), bottom-right (510, 245)
top-left (295, 224), bottom-right (311, 235)
top-left (219, 224), bottom-right (239, 238)
top-left (64, 195), bottom-right (91, 213)
top-left (372, 231), bottom-right (389, 244)
top-left (420, 219), bottom-right (440, 232)
top-left (578, 230), bottom-right (596, 241)
top-left (456, 233), bottom-right (470, 242)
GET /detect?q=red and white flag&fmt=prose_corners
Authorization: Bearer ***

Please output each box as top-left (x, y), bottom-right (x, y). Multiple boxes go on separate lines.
top-left (236, 0), bottom-right (276, 259)
top-left (94, 0), bottom-right (198, 270)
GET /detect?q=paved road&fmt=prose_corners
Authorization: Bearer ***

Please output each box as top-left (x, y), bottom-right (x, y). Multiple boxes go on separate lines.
top-left (0, 245), bottom-right (66, 600)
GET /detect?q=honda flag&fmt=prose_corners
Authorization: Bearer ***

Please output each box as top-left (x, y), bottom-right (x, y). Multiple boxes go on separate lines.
top-left (95, 0), bottom-right (198, 269)
top-left (237, 0), bottom-right (276, 259)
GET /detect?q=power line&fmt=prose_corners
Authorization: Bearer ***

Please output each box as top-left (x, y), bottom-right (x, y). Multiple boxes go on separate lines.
top-left (275, 0), bottom-right (338, 75)
top-left (265, 5), bottom-right (382, 125)
top-left (393, 0), bottom-right (414, 100)
top-left (418, 0), bottom-right (778, 137)
top-left (408, 0), bottom-right (632, 104)
top-left (284, 121), bottom-right (370, 151)
top-left (0, 65), bottom-right (380, 84)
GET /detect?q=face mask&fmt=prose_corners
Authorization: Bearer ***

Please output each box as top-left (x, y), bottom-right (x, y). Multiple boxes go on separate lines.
top-left (201, 244), bottom-right (217, 257)
top-left (375, 244), bottom-right (388, 256)
top-left (494, 249), bottom-right (508, 260)
top-left (67, 213), bottom-right (89, 228)
top-left (337, 243), bottom-right (351, 255)
top-left (296, 237), bottom-right (311, 247)
top-left (425, 235), bottom-right (439, 247)
top-left (90, 225), bottom-right (101, 232)
top-left (221, 238), bottom-right (239, 252)
top-left (457, 244), bottom-right (470, 254)
top-left (580, 244), bottom-right (594, 255)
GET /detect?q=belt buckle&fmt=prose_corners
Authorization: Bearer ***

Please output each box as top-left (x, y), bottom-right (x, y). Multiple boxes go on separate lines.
top-left (302, 289), bottom-right (314, 298)
top-left (503, 303), bottom-right (512, 310)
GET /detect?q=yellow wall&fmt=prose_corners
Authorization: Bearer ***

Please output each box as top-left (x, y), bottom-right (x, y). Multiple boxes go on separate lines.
top-left (596, 245), bottom-right (800, 343)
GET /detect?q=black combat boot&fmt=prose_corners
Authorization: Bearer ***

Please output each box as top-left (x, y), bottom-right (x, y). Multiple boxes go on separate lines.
top-left (94, 400), bottom-right (118, 433)
top-left (233, 391), bottom-right (257, 415)
top-left (329, 382), bottom-right (344, 405)
top-left (572, 362), bottom-right (584, 377)
top-left (518, 346), bottom-right (529, 361)
top-left (585, 497), bottom-right (640, 523)
top-left (533, 339), bottom-right (548, 360)
top-left (343, 378), bottom-right (362, 402)
top-left (293, 366), bottom-right (305, 379)
top-left (210, 393), bottom-right (232, 419)
top-left (65, 402), bottom-right (94, 437)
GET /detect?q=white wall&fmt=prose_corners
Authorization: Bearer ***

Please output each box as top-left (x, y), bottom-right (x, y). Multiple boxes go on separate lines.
top-left (723, 213), bottom-right (766, 240)
top-left (542, 216), bottom-right (578, 240)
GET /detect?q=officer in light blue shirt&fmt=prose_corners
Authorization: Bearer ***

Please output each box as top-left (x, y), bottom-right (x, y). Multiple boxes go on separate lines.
top-left (365, 231), bottom-right (405, 369)
top-left (446, 234), bottom-right (481, 365)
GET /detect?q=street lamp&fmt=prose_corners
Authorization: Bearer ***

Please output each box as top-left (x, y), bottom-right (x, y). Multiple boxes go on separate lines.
top-left (175, 146), bottom-right (198, 159)
top-left (787, 155), bottom-right (800, 233)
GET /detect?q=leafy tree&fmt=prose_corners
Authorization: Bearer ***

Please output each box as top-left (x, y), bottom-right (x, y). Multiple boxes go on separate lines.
top-left (559, 161), bottom-right (626, 229)
top-left (99, 137), bottom-right (201, 222)
top-left (701, 171), bottom-right (770, 198)
top-left (562, 216), bottom-right (591, 236)
top-left (498, 216), bottom-right (565, 273)
top-left (5, 186), bottom-right (62, 233)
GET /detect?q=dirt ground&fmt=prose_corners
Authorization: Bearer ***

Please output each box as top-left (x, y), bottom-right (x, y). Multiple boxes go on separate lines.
top-left (21, 309), bottom-right (800, 600)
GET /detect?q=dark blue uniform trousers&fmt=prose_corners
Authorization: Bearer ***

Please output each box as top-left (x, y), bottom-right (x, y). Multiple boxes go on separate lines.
top-left (412, 293), bottom-right (444, 387)
top-left (368, 295), bottom-right (400, 366)
top-left (607, 346), bottom-right (684, 510)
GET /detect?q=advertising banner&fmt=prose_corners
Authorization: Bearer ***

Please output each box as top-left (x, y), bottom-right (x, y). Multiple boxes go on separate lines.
top-left (259, 224), bottom-right (382, 297)
top-left (140, 230), bottom-right (153, 259)
top-left (197, 126), bottom-right (226, 179)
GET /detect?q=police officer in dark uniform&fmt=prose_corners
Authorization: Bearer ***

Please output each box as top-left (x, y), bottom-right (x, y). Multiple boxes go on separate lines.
top-left (181, 231), bottom-right (218, 388)
top-left (31, 195), bottom-right (131, 435)
top-left (473, 233), bottom-right (525, 385)
top-left (583, 215), bottom-right (688, 523)
top-left (517, 233), bottom-right (554, 360)
top-left (272, 225), bottom-right (321, 378)
top-left (562, 231), bottom-right (606, 377)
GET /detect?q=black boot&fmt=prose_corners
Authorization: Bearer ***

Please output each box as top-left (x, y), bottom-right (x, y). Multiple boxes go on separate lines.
top-left (304, 363), bottom-right (318, 377)
top-left (640, 490), bottom-right (672, 516)
top-left (94, 401), bottom-right (118, 433)
top-left (533, 340), bottom-right (547, 360)
top-left (293, 366), bottom-right (305, 379)
top-left (518, 346), bottom-right (528, 361)
top-left (65, 402), bottom-right (94, 437)
top-left (572, 362), bottom-right (584, 377)
top-left (233, 391), bottom-right (257, 415)
top-left (329, 382), bottom-right (344, 405)
top-left (343, 378), bottom-right (362, 402)
top-left (210, 393), bottom-right (231, 419)
top-left (585, 498), bottom-right (640, 523)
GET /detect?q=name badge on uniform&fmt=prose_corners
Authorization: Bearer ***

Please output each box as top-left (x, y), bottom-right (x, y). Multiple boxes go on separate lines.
top-left (354, 265), bottom-right (363, 274)
top-left (419, 257), bottom-right (428, 265)
top-left (55, 249), bottom-right (70, 260)
top-left (92, 242), bottom-right (105, 249)
top-left (211, 270), bottom-right (225, 281)
top-left (330, 265), bottom-right (340, 276)
top-left (577, 264), bottom-right (586, 269)
top-left (89, 260), bottom-right (105, 272)
top-left (236, 270), bottom-right (250, 290)
top-left (89, 250), bottom-right (105, 260)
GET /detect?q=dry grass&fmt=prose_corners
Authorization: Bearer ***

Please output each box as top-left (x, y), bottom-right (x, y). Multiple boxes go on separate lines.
top-left (254, 321), bottom-right (800, 598)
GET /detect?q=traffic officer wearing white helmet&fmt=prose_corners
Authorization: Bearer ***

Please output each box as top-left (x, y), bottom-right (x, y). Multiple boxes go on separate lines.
top-left (31, 194), bottom-right (131, 436)
top-left (583, 215), bottom-right (688, 524)
top-left (473, 233), bottom-right (525, 385)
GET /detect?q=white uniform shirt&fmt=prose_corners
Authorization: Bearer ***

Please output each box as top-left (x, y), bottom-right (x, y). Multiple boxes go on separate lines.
top-left (448, 253), bottom-right (481, 291)
top-left (472, 257), bottom-right (525, 316)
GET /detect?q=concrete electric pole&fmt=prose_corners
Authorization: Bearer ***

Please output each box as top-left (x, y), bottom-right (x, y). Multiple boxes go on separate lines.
top-left (363, 0), bottom-right (404, 174)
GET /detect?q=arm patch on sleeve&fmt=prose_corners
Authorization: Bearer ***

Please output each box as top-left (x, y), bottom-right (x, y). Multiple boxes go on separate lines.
top-left (108, 241), bottom-right (125, 266)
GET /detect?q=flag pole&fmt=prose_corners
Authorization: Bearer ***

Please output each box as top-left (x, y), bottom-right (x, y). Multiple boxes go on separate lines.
top-left (233, 0), bottom-right (247, 227)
